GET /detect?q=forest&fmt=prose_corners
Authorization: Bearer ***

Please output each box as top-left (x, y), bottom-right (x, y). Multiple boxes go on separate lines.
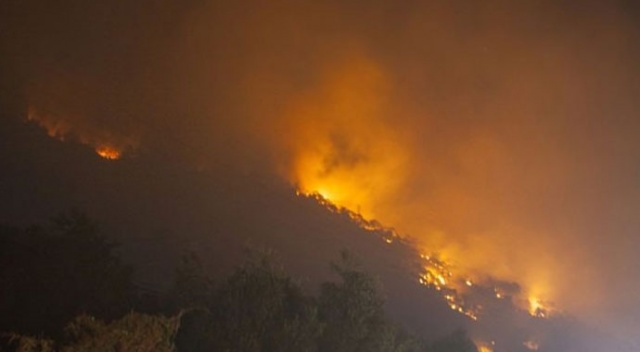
top-left (0, 212), bottom-right (478, 352)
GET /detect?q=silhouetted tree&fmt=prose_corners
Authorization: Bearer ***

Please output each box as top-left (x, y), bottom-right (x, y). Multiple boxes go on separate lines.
top-left (317, 251), bottom-right (420, 352)
top-left (1, 217), bottom-right (478, 352)
top-left (175, 252), bottom-right (322, 352)
top-left (170, 252), bottom-right (214, 310)
top-left (173, 308), bottom-right (215, 352)
top-left (0, 212), bottom-right (134, 338)
top-left (214, 254), bottom-right (321, 352)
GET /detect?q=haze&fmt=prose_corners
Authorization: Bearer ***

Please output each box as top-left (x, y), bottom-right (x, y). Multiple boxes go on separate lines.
top-left (1, 0), bottom-right (639, 347)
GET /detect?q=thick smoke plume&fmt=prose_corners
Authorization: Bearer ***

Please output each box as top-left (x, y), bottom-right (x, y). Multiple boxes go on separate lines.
top-left (2, 0), bottom-right (639, 344)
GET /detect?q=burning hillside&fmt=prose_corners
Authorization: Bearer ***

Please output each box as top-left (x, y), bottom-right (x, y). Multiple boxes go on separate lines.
top-left (3, 0), bottom-right (640, 349)
top-left (27, 106), bottom-right (135, 160)
top-left (2, 113), bottom-right (636, 351)
top-left (295, 191), bottom-right (559, 351)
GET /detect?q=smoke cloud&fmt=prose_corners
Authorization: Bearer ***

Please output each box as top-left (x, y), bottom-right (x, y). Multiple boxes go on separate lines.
top-left (2, 0), bottom-right (639, 343)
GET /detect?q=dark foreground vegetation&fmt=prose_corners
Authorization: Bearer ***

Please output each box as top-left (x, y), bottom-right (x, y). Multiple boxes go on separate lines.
top-left (0, 212), bottom-right (478, 352)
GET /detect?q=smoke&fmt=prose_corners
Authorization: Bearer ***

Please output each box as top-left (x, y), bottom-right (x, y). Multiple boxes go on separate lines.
top-left (2, 0), bottom-right (640, 343)
top-left (258, 54), bottom-right (410, 219)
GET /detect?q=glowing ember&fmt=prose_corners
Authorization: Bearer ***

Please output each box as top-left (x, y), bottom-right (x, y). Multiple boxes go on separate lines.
top-left (298, 192), bottom-right (489, 322)
top-left (416, 253), bottom-right (481, 320)
top-left (528, 297), bottom-right (550, 318)
top-left (476, 341), bottom-right (495, 352)
top-left (297, 189), bottom-right (560, 325)
top-left (95, 145), bottom-right (122, 160)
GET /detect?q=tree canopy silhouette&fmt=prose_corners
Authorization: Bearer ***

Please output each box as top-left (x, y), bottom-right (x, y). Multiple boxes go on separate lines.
top-left (0, 212), bottom-right (134, 338)
top-left (1, 214), bottom-right (478, 352)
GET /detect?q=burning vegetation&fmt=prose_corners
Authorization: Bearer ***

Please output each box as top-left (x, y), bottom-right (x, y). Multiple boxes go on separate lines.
top-left (272, 56), bottom-right (565, 343)
top-left (295, 190), bottom-right (560, 351)
top-left (94, 145), bottom-right (122, 160)
top-left (280, 61), bottom-right (560, 329)
top-left (26, 106), bottom-right (135, 160)
top-left (296, 189), bottom-right (556, 326)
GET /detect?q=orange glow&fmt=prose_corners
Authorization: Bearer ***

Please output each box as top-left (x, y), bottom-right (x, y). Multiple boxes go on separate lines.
top-left (27, 106), bottom-right (71, 140)
top-left (476, 341), bottom-right (495, 352)
top-left (528, 297), bottom-right (551, 318)
top-left (276, 54), bottom-right (561, 323)
top-left (95, 145), bottom-right (122, 160)
top-left (277, 56), bottom-right (563, 323)
top-left (276, 55), bottom-right (408, 221)
top-left (26, 106), bottom-right (135, 160)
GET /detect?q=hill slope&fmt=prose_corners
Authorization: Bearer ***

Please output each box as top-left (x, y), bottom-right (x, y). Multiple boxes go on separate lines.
top-left (0, 117), bottom-right (633, 352)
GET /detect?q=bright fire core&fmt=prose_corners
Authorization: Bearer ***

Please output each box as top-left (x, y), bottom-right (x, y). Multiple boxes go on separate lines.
top-left (294, 159), bottom-right (555, 322)
top-left (95, 145), bottom-right (122, 160)
top-left (282, 57), bottom-right (556, 324)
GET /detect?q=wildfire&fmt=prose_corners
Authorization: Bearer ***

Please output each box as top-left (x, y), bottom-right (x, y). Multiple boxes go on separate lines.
top-left (281, 55), bottom-right (559, 336)
top-left (528, 297), bottom-right (551, 318)
top-left (95, 145), bottom-right (122, 160)
top-left (417, 253), bottom-right (480, 320)
top-left (476, 341), bottom-right (495, 352)
top-left (298, 190), bottom-right (485, 321)
top-left (26, 106), bottom-right (135, 161)
top-left (276, 55), bottom-right (408, 221)
top-left (289, 136), bottom-right (555, 323)
top-left (296, 187), bottom-right (561, 327)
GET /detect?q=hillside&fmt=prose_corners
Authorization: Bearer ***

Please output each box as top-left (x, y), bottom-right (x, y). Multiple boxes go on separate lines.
top-left (0, 117), bottom-right (634, 352)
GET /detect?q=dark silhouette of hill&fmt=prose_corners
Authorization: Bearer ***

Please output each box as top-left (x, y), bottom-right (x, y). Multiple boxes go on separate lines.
top-left (0, 116), bottom-right (634, 352)
top-left (0, 116), bottom-right (463, 338)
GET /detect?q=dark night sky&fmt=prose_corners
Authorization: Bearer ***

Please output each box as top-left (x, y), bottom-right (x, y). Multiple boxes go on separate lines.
top-left (1, 1), bottom-right (639, 350)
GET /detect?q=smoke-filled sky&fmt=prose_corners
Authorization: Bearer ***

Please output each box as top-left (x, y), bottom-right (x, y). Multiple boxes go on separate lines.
top-left (2, 0), bottom-right (640, 344)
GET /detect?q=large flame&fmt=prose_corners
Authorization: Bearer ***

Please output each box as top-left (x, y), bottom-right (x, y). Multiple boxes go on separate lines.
top-left (9, 0), bottom-right (640, 345)
top-left (274, 55), bottom-right (409, 221)
top-left (273, 55), bottom-right (558, 321)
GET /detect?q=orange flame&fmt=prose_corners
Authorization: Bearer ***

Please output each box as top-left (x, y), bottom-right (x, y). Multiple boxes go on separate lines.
top-left (475, 341), bottom-right (495, 352)
top-left (528, 296), bottom-right (552, 318)
top-left (277, 55), bottom-right (408, 221)
top-left (280, 55), bottom-right (558, 321)
top-left (95, 145), bottom-right (122, 160)
top-left (26, 106), bottom-right (135, 160)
